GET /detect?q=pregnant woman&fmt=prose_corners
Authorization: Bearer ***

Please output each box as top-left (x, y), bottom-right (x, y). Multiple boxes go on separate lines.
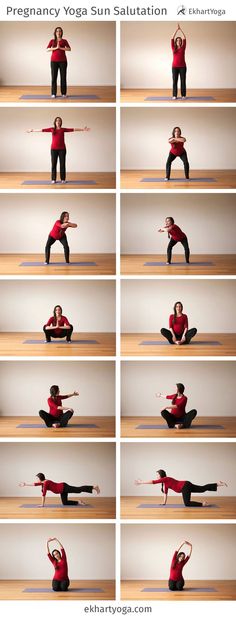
top-left (158, 217), bottom-right (190, 264)
top-left (39, 385), bottom-right (79, 428)
top-left (47, 538), bottom-right (70, 592)
top-left (169, 541), bottom-right (192, 591)
top-left (135, 470), bottom-right (227, 507)
top-left (156, 383), bottom-right (197, 429)
top-left (165, 126), bottom-right (190, 181)
top-left (27, 116), bottom-right (90, 183)
top-left (19, 473), bottom-right (101, 507)
top-left (171, 24), bottom-right (187, 99)
top-left (47, 26), bottom-right (71, 98)
top-left (45, 211), bottom-right (78, 264)
top-left (43, 304), bottom-right (73, 343)
top-left (161, 301), bottom-right (197, 345)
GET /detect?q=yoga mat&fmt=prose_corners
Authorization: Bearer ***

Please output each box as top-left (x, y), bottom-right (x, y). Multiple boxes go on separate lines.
top-left (17, 423), bottom-right (98, 429)
top-left (20, 94), bottom-right (100, 100)
top-left (23, 339), bottom-right (99, 345)
top-left (20, 261), bottom-right (97, 267)
top-left (137, 504), bottom-right (218, 509)
top-left (141, 587), bottom-right (216, 592)
top-left (23, 587), bottom-right (104, 593)
top-left (145, 96), bottom-right (215, 101)
top-left (141, 178), bottom-right (216, 183)
top-left (136, 424), bottom-right (224, 430)
top-left (22, 180), bottom-right (97, 185)
top-left (140, 340), bottom-right (221, 346)
top-left (144, 261), bottom-right (213, 267)
top-left (20, 503), bottom-right (93, 508)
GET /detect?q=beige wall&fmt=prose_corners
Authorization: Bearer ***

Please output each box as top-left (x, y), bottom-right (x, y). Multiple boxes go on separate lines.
top-left (0, 21), bottom-right (115, 85)
top-left (0, 360), bottom-right (115, 417)
top-left (121, 194), bottom-right (236, 254)
top-left (0, 194), bottom-right (115, 253)
top-left (121, 280), bottom-right (236, 333)
top-left (121, 108), bottom-right (236, 170)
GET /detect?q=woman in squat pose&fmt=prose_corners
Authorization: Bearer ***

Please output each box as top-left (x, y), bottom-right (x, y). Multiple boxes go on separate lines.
top-left (156, 383), bottom-right (197, 429)
top-left (47, 538), bottom-right (70, 592)
top-left (47, 26), bottom-right (71, 98)
top-left (27, 116), bottom-right (90, 183)
top-left (161, 301), bottom-right (197, 345)
top-left (169, 541), bottom-right (192, 591)
top-left (39, 385), bottom-right (79, 428)
top-left (43, 304), bottom-right (73, 343)
top-left (19, 473), bottom-right (100, 507)
top-left (171, 24), bottom-right (187, 100)
top-left (135, 469), bottom-right (227, 507)
top-left (158, 217), bottom-right (190, 264)
top-left (165, 126), bottom-right (190, 181)
top-left (45, 211), bottom-right (77, 264)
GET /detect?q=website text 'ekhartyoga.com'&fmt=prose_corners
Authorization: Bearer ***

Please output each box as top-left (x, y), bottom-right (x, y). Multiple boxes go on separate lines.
top-left (84, 605), bottom-right (152, 615)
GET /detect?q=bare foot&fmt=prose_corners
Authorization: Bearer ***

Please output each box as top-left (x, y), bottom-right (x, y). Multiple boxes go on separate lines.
top-left (202, 501), bottom-right (209, 507)
top-left (52, 423), bottom-right (60, 428)
top-left (78, 500), bottom-right (86, 505)
top-left (217, 480), bottom-right (228, 487)
top-left (175, 424), bottom-right (183, 429)
top-left (94, 485), bottom-right (101, 495)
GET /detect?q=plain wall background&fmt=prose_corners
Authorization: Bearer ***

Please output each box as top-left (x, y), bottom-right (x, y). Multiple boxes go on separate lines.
top-left (121, 524), bottom-right (236, 579)
top-left (121, 361), bottom-right (236, 418)
top-left (121, 108), bottom-right (236, 170)
top-left (0, 442), bottom-right (115, 497)
top-left (0, 523), bottom-right (115, 579)
top-left (0, 108), bottom-right (115, 172)
top-left (121, 443), bottom-right (235, 496)
top-left (121, 280), bottom-right (236, 333)
top-left (0, 194), bottom-right (115, 253)
top-left (0, 21), bottom-right (115, 85)
top-left (121, 194), bottom-right (236, 254)
top-left (0, 280), bottom-right (115, 332)
top-left (121, 22), bottom-right (236, 88)
top-left (0, 360), bottom-right (115, 417)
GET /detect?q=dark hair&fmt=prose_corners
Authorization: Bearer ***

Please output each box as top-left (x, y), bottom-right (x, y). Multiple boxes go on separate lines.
top-left (156, 469), bottom-right (167, 494)
top-left (172, 126), bottom-right (182, 138)
top-left (53, 27), bottom-right (63, 41)
top-left (36, 473), bottom-right (45, 481)
top-left (50, 385), bottom-right (59, 400)
top-left (174, 551), bottom-right (186, 567)
top-left (166, 217), bottom-right (174, 225)
top-left (174, 36), bottom-right (182, 51)
top-left (53, 305), bottom-right (63, 326)
top-left (60, 211), bottom-right (69, 224)
top-left (173, 301), bottom-right (183, 324)
top-left (52, 549), bottom-right (61, 562)
top-left (53, 116), bottom-right (62, 134)
top-left (176, 383), bottom-right (185, 395)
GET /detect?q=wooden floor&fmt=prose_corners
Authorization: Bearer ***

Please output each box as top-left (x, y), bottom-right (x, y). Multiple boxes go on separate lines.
top-left (0, 332), bottom-right (116, 357)
top-left (0, 85), bottom-right (116, 103)
top-left (0, 497), bottom-right (116, 520)
top-left (0, 172), bottom-right (116, 190)
top-left (121, 416), bottom-right (236, 439)
top-left (0, 253), bottom-right (116, 276)
top-left (121, 170), bottom-right (236, 190)
top-left (121, 333), bottom-right (236, 357)
top-left (0, 416), bottom-right (115, 438)
top-left (121, 254), bottom-right (236, 276)
top-left (0, 579), bottom-right (115, 600)
top-left (121, 496), bottom-right (236, 520)
top-left (120, 88), bottom-right (236, 103)
top-left (121, 579), bottom-right (236, 601)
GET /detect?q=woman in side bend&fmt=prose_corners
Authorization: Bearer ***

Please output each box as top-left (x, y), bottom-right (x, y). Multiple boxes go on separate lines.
top-left (161, 301), bottom-right (197, 345)
top-left (168, 541), bottom-right (192, 591)
top-left (171, 24), bottom-right (187, 100)
top-left (43, 304), bottom-right (73, 343)
top-left (135, 469), bottom-right (227, 507)
top-left (156, 383), bottom-right (197, 429)
top-left (158, 216), bottom-right (190, 265)
top-left (39, 385), bottom-right (79, 428)
top-left (47, 538), bottom-right (70, 592)
top-left (165, 126), bottom-right (190, 181)
top-left (47, 26), bottom-right (71, 98)
top-left (45, 211), bottom-right (78, 264)
top-left (19, 473), bottom-right (100, 507)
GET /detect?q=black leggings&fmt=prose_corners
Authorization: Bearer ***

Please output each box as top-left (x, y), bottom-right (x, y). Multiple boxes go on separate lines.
top-left (51, 149), bottom-right (66, 181)
top-left (182, 480), bottom-right (217, 507)
top-left (172, 66), bottom-right (187, 98)
top-left (161, 409), bottom-right (197, 429)
top-left (52, 578), bottom-right (70, 592)
top-left (167, 237), bottom-right (190, 263)
top-left (39, 409), bottom-right (73, 428)
top-left (169, 578), bottom-right (184, 591)
top-left (45, 234), bottom-right (70, 264)
top-left (60, 483), bottom-right (94, 505)
top-left (43, 325), bottom-right (73, 342)
top-left (166, 151), bottom-right (189, 180)
top-left (160, 327), bottom-right (197, 344)
top-left (51, 61), bottom-right (67, 96)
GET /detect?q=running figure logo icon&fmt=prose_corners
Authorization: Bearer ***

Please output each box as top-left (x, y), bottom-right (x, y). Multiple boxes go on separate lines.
top-left (177, 5), bottom-right (187, 15)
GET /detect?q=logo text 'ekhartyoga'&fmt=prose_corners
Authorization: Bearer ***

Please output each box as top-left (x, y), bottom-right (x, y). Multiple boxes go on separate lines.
top-left (5, 5), bottom-right (227, 18)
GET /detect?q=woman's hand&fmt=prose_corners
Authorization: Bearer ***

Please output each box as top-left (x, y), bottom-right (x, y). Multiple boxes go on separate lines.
top-left (27, 129), bottom-right (33, 133)
top-left (155, 392), bottom-right (161, 398)
top-left (172, 335), bottom-right (177, 343)
top-left (19, 482), bottom-right (25, 487)
top-left (73, 391), bottom-right (79, 396)
top-left (180, 335), bottom-right (186, 344)
top-left (83, 126), bottom-right (90, 132)
top-left (135, 479), bottom-right (142, 485)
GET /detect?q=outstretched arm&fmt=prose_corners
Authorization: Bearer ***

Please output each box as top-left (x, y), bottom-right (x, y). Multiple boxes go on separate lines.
top-left (135, 479), bottom-right (154, 485)
top-left (61, 222), bottom-right (78, 229)
top-left (19, 481), bottom-right (36, 487)
top-left (26, 129), bottom-right (42, 133)
top-left (178, 24), bottom-right (186, 39)
top-left (185, 541), bottom-right (193, 557)
top-left (155, 392), bottom-right (167, 398)
top-left (172, 25), bottom-right (179, 39)
top-left (74, 127), bottom-right (90, 132)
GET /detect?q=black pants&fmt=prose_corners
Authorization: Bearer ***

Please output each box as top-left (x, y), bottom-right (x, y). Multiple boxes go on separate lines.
top-left (51, 149), bottom-right (66, 181)
top-left (182, 480), bottom-right (217, 507)
top-left (51, 61), bottom-right (67, 96)
top-left (52, 578), bottom-right (70, 592)
top-left (161, 409), bottom-right (197, 429)
top-left (160, 327), bottom-right (197, 344)
top-left (172, 67), bottom-right (187, 98)
top-left (60, 483), bottom-right (94, 505)
top-left (45, 234), bottom-right (70, 264)
top-left (167, 237), bottom-right (190, 263)
top-left (166, 151), bottom-right (189, 180)
top-left (43, 325), bottom-right (73, 342)
top-left (169, 578), bottom-right (184, 591)
top-left (39, 409), bottom-right (73, 428)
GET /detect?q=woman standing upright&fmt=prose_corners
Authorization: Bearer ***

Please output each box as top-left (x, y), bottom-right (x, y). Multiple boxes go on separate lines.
top-left (171, 24), bottom-right (187, 99)
top-left (47, 27), bottom-right (71, 98)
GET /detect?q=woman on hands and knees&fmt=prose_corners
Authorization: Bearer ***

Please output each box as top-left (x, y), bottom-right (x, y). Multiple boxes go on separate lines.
top-left (169, 541), bottom-right (192, 591)
top-left (161, 301), bottom-right (197, 345)
top-left (47, 538), bottom-right (70, 592)
top-left (19, 473), bottom-right (101, 507)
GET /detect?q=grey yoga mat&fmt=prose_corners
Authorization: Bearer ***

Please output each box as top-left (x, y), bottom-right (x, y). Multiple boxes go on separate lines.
top-left (137, 503), bottom-right (218, 509)
top-left (17, 423), bottom-right (98, 428)
top-left (136, 424), bottom-right (224, 430)
top-left (20, 503), bottom-right (93, 508)
top-left (20, 94), bottom-right (100, 100)
top-left (20, 261), bottom-right (97, 267)
top-left (141, 587), bottom-right (216, 592)
top-left (22, 180), bottom-right (97, 185)
top-left (23, 587), bottom-right (104, 592)
top-left (23, 339), bottom-right (99, 345)
top-left (144, 261), bottom-right (213, 267)
top-left (145, 96), bottom-right (215, 101)
top-left (141, 177), bottom-right (216, 183)
top-left (139, 340), bottom-right (221, 346)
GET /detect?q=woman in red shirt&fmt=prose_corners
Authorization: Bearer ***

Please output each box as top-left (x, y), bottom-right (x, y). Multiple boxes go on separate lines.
top-left (165, 126), bottom-right (190, 181)
top-left (45, 211), bottom-right (78, 264)
top-left (19, 472), bottom-right (100, 507)
top-left (156, 383), bottom-right (197, 429)
top-left (161, 301), bottom-right (197, 345)
top-left (39, 384), bottom-right (79, 428)
top-left (158, 216), bottom-right (190, 264)
top-left (169, 540), bottom-right (192, 591)
top-left (27, 116), bottom-right (90, 183)
top-left (47, 26), bottom-right (71, 98)
top-left (47, 537), bottom-right (70, 591)
top-left (171, 23), bottom-right (187, 99)
top-left (135, 469), bottom-right (227, 507)
top-left (43, 304), bottom-right (73, 343)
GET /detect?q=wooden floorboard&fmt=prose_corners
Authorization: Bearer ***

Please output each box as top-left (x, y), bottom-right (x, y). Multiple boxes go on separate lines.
top-left (0, 85), bottom-right (116, 103)
top-left (121, 416), bottom-right (236, 439)
top-left (120, 88), bottom-right (236, 104)
top-left (0, 332), bottom-right (116, 357)
top-left (121, 496), bottom-right (236, 520)
top-left (121, 170), bottom-right (236, 190)
top-left (0, 172), bottom-right (116, 190)
top-left (0, 579), bottom-right (115, 600)
top-left (121, 333), bottom-right (236, 357)
top-left (0, 497), bottom-right (116, 520)
top-left (0, 416), bottom-right (115, 438)
top-left (0, 253), bottom-right (116, 276)
top-left (121, 254), bottom-right (236, 276)
top-left (121, 579), bottom-right (236, 601)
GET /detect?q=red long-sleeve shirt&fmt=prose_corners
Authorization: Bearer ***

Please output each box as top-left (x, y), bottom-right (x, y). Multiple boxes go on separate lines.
top-left (166, 394), bottom-right (187, 418)
top-left (45, 315), bottom-right (70, 336)
top-left (152, 476), bottom-right (186, 494)
top-left (42, 128), bottom-right (74, 150)
top-left (50, 220), bottom-right (66, 240)
top-left (169, 550), bottom-right (189, 581)
top-left (48, 395), bottom-right (69, 418)
top-left (48, 547), bottom-right (69, 581)
top-left (34, 479), bottom-right (65, 496)
top-left (168, 224), bottom-right (186, 242)
top-left (47, 39), bottom-right (70, 63)
top-left (169, 314), bottom-right (188, 337)
top-left (171, 38), bottom-right (186, 68)
top-left (170, 140), bottom-right (185, 156)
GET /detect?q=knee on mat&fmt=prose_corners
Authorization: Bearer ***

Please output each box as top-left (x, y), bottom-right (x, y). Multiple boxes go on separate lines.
top-left (176, 582), bottom-right (184, 591)
top-left (169, 582), bottom-right (176, 591)
top-left (61, 581), bottom-right (69, 591)
top-left (52, 581), bottom-right (60, 592)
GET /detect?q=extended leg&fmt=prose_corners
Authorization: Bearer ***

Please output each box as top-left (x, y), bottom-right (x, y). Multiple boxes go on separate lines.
top-left (59, 234), bottom-right (70, 263)
top-left (160, 328), bottom-right (173, 344)
top-left (45, 235), bottom-right (56, 264)
top-left (167, 238), bottom-right (177, 264)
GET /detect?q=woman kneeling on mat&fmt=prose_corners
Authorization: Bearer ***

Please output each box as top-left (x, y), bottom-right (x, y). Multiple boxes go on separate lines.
top-left (156, 383), bottom-right (197, 429)
top-left (19, 473), bottom-right (100, 507)
top-left (171, 24), bottom-right (187, 100)
top-left (47, 538), bottom-right (70, 592)
top-left (165, 127), bottom-right (189, 181)
top-left (161, 301), bottom-right (197, 345)
top-left (47, 26), bottom-right (71, 98)
top-left (45, 211), bottom-right (77, 264)
top-left (43, 304), bottom-right (73, 342)
top-left (135, 470), bottom-right (227, 507)
top-left (39, 385), bottom-right (79, 428)
top-left (158, 217), bottom-right (190, 265)
top-left (169, 541), bottom-right (192, 591)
